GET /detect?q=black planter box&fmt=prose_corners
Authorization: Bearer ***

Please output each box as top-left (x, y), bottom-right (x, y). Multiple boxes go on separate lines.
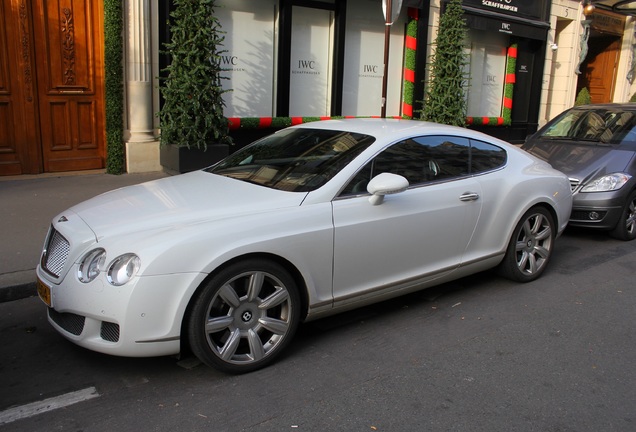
top-left (160, 143), bottom-right (229, 175)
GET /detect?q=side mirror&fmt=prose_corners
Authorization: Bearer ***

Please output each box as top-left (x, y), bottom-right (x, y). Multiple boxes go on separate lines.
top-left (367, 172), bottom-right (409, 205)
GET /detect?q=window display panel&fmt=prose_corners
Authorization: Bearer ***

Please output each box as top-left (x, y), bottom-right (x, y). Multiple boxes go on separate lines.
top-left (217, 0), bottom-right (277, 117)
top-left (466, 30), bottom-right (509, 118)
top-left (342, 0), bottom-right (407, 117)
top-left (289, 7), bottom-right (334, 117)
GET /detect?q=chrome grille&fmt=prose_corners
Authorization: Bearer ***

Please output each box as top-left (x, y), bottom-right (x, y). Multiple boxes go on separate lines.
top-left (49, 308), bottom-right (85, 336)
top-left (42, 227), bottom-right (70, 277)
top-left (569, 178), bottom-right (580, 193)
top-left (101, 322), bottom-right (120, 342)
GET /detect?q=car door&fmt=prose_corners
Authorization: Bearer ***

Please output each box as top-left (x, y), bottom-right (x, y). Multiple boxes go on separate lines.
top-left (331, 135), bottom-right (483, 305)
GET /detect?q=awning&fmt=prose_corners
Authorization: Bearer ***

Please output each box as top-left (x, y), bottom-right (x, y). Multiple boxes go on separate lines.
top-left (593, 0), bottom-right (636, 15)
top-left (462, 5), bottom-right (549, 41)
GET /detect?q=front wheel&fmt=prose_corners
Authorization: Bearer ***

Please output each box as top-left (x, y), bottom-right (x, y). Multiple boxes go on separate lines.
top-left (498, 207), bottom-right (555, 282)
top-left (609, 190), bottom-right (636, 241)
top-left (187, 259), bottom-right (301, 374)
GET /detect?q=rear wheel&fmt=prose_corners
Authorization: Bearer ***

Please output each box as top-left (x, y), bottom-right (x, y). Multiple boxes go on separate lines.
top-left (609, 190), bottom-right (636, 241)
top-left (188, 259), bottom-right (301, 374)
top-left (498, 207), bottom-right (555, 282)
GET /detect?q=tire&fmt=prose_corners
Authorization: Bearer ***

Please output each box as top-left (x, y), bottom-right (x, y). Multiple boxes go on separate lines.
top-left (498, 206), bottom-right (555, 282)
top-left (609, 190), bottom-right (636, 241)
top-left (187, 259), bottom-right (301, 374)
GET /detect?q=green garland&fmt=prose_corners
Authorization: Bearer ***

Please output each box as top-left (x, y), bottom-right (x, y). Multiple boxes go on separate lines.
top-left (228, 116), bottom-right (388, 131)
top-left (401, 10), bottom-right (418, 119)
top-left (103, 0), bottom-right (125, 174)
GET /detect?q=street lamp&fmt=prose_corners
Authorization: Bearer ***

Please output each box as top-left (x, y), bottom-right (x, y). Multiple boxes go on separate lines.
top-left (381, 0), bottom-right (402, 118)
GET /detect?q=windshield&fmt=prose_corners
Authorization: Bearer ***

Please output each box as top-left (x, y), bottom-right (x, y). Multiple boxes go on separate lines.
top-left (541, 108), bottom-right (636, 145)
top-left (207, 128), bottom-right (376, 192)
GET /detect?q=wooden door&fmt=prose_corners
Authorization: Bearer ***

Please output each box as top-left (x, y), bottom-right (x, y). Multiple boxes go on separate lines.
top-left (0, 0), bottom-right (41, 175)
top-left (578, 35), bottom-right (621, 104)
top-left (0, 0), bottom-right (106, 176)
top-left (31, 0), bottom-right (105, 172)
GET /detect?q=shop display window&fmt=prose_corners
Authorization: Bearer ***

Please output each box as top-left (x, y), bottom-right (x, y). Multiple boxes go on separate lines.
top-left (289, 6), bottom-right (333, 117)
top-left (466, 30), bottom-right (509, 118)
top-left (217, 0), bottom-right (277, 117)
top-left (342, 0), bottom-right (407, 117)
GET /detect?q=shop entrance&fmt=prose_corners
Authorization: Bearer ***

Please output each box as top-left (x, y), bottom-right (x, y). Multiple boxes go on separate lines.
top-left (0, 1), bottom-right (105, 176)
top-left (577, 32), bottom-right (621, 104)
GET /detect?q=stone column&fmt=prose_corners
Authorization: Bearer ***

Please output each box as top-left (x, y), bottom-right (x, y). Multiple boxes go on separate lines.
top-left (125, 0), bottom-right (161, 172)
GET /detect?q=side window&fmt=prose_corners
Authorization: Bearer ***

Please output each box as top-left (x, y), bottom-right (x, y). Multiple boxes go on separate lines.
top-left (470, 139), bottom-right (507, 174)
top-left (373, 136), bottom-right (471, 184)
top-left (410, 136), bottom-right (470, 180)
top-left (373, 139), bottom-right (440, 184)
top-left (339, 135), bottom-right (471, 195)
top-left (340, 163), bottom-right (372, 195)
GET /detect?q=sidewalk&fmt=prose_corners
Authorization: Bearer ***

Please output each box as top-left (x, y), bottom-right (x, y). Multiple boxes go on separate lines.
top-left (0, 170), bottom-right (168, 302)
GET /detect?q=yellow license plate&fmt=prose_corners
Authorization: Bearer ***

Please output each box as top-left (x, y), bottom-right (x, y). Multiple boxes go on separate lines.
top-left (37, 278), bottom-right (51, 307)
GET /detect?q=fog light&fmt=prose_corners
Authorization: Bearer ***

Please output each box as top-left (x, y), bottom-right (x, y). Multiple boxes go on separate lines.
top-left (589, 211), bottom-right (600, 220)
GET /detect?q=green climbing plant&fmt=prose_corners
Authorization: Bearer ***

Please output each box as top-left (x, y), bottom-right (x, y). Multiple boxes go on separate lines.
top-left (419, 0), bottom-right (469, 127)
top-left (104, 0), bottom-right (125, 174)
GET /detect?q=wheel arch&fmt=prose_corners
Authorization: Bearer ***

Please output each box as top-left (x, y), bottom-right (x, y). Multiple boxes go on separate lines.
top-left (179, 252), bottom-right (310, 355)
top-left (536, 201), bottom-right (559, 232)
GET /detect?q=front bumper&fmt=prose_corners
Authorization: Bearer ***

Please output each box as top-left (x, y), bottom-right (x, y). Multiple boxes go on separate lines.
top-left (37, 265), bottom-right (207, 357)
top-left (568, 190), bottom-right (625, 230)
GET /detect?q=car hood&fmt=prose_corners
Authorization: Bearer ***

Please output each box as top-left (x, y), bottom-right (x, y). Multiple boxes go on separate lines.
top-left (64, 171), bottom-right (308, 239)
top-left (524, 139), bottom-right (634, 180)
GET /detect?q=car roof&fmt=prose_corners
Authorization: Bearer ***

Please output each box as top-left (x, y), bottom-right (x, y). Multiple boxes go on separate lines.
top-left (290, 118), bottom-right (510, 146)
top-left (573, 103), bottom-right (636, 111)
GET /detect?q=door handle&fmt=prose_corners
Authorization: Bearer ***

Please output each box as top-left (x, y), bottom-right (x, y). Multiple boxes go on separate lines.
top-left (459, 192), bottom-right (479, 201)
top-left (59, 90), bottom-right (85, 94)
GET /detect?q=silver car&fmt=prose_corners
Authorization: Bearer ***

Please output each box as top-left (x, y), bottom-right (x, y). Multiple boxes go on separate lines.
top-left (523, 103), bottom-right (636, 241)
top-left (37, 119), bottom-right (572, 373)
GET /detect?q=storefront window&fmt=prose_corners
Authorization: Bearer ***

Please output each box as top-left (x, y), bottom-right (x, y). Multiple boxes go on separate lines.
top-left (465, 30), bottom-right (509, 118)
top-left (216, 0), bottom-right (277, 117)
top-left (289, 6), bottom-right (334, 117)
top-left (342, 0), bottom-right (407, 117)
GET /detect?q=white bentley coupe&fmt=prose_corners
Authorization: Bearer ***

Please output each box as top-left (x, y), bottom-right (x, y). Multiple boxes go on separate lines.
top-left (37, 119), bottom-right (572, 373)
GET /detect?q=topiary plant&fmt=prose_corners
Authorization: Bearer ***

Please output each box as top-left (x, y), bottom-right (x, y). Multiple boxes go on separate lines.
top-left (575, 87), bottom-right (591, 106)
top-left (419, 0), bottom-right (469, 127)
top-left (159, 0), bottom-right (232, 150)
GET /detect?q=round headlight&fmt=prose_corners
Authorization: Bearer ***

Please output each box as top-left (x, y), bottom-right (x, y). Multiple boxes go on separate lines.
top-left (107, 254), bottom-right (141, 286)
top-left (581, 173), bottom-right (631, 192)
top-left (78, 248), bottom-right (106, 283)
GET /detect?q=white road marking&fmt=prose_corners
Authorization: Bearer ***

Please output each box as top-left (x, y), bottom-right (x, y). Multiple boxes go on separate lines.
top-left (0, 386), bottom-right (99, 425)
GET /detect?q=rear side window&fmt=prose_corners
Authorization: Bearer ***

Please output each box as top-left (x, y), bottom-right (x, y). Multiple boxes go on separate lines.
top-left (471, 139), bottom-right (507, 174)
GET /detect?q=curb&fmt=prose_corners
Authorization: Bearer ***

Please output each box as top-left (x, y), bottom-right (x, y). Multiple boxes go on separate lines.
top-left (0, 282), bottom-right (37, 303)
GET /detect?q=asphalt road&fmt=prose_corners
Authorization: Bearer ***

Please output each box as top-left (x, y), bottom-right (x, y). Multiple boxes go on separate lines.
top-left (1, 227), bottom-right (634, 432)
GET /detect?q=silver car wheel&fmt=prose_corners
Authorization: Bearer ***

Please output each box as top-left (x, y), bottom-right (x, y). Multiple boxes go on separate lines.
top-left (498, 206), bottom-right (555, 282)
top-left (515, 212), bottom-right (552, 276)
top-left (610, 190), bottom-right (636, 241)
top-left (188, 260), bottom-right (300, 373)
top-left (626, 199), bottom-right (636, 235)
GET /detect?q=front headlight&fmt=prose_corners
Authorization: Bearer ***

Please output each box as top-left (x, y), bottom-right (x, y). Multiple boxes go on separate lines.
top-left (581, 173), bottom-right (631, 192)
top-left (107, 253), bottom-right (141, 286)
top-left (78, 248), bottom-right (106, 283)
